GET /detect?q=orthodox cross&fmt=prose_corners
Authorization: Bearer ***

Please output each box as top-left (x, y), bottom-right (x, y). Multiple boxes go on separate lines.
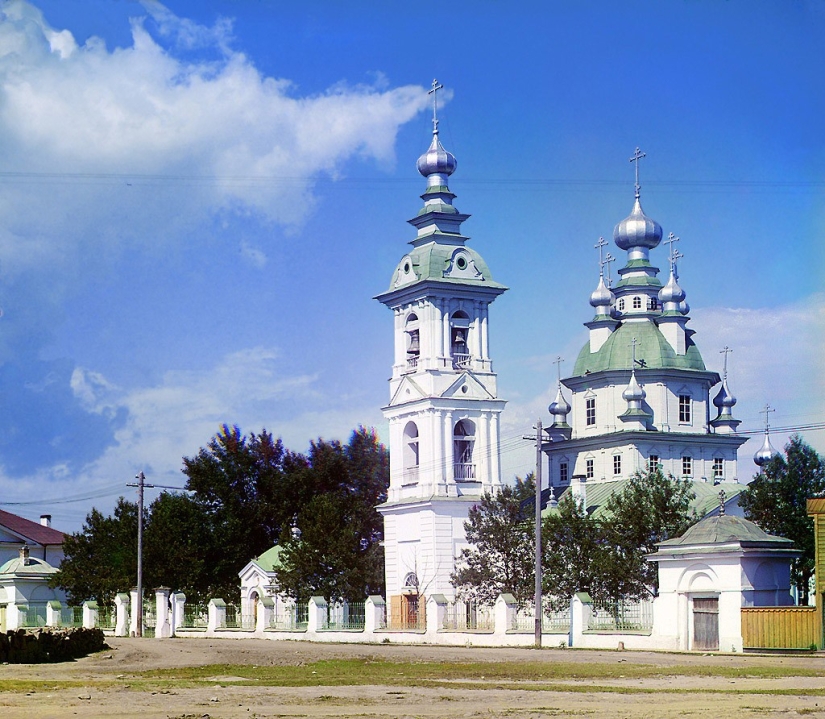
top-left (760, 404), bottom-right (776, 433)
top-left (630, 336), bottom-right (644, 369)
top-left (718, 489), bottom-right (727, 516)
top-left (664, 232), bottom-right (683, 276)
top-left (719, 346), bottom-right (733, 381)
top-left (629, 147), bottom-right (646, 198)
top-left (428, 79), bottom-right (444, 133)
top-left (595, 237), bottom-right (609, 276)
top-left (604, 252), bottom-right (616, 286)
top-left (553, 355), bottom-right (565, 386)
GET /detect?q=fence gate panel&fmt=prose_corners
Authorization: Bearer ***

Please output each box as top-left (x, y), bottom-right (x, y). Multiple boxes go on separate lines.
top-left (741, 606), bottom-right (818, 650)
top-left (692, 598), bottom-right (719, 651)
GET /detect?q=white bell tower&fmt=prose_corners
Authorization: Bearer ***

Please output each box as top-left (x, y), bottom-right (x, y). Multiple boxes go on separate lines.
top-left (375, 82), bottom-right (507, 607)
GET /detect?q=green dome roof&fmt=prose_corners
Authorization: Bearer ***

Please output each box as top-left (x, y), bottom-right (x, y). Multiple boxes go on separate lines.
top-left (657, 515), bottom-right (794, 548)
top-left (573, 320), bottom-right (706, 376)
top-left (0, 555), bottom-right (57, 576)
top-left (386, 240), bottom-right (505, 292)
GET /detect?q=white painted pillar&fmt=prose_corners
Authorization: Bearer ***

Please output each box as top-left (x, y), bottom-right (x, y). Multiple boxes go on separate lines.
top-left (129, 588), bottom-right (140, 637)
top-left (495, 593), bottom-right (518, 635)
top-left (445, 412), bottom-right (455, 483)
top-left (491, 412), bottom-right (502, 486)
top-left (257, 596), bottom-right (274, 632)
top-left (82, 601), bottom-right (98, 630)
top-left (171, 592), bottom-right (186, 635)
top-left (114, 593), bottom-right (130, 637)
top-left (154, 587), bottom-right (171, 638)
top-left (46, 601), bottom-right (61, 627)
top-left (365, 595), bottom-right (386, 634)
top-left (207, 598), bottom-right (226, 632)
top-left (308, 596), bottom-right (327, 632)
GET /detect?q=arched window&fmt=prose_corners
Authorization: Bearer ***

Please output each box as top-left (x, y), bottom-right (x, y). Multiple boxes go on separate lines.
top-left (453, 419), bottom-right (476, 480)
top-left (405, 313), bottom-right (420, 369)
top-left (450, 311), bottom-right (471, 369)
top-left (648, 296), bottom-right (658, 310)
top-left (632, 296), bottom-right (642, 309)
top-left (617, 298), bottom-right (625, 312)
top-left (402, 421), bottom-right (419, 485)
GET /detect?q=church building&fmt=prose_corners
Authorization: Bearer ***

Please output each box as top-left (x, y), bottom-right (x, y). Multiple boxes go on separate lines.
top-left (543, 149), bottom-right (749, 500)
top-left (375, 86), bottom-right (506, 616)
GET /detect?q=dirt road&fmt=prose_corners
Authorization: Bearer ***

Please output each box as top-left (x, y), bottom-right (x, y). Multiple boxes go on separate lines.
top-left (0, 637), bottom-right (823, 718)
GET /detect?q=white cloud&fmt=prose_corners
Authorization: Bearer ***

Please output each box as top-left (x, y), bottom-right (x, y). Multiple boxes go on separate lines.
top-left (0, 0), bottom-right (430, 275)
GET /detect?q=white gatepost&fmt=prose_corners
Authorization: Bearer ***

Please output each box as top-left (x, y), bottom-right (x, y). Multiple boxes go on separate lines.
top-left (129, 588), bottom-right (140, 637)
top-left (114, 592), bottom-right (130, 636)
top-left (258, 596), bottom-right (274, 632)
top-left (154, 587), bottom-right (171, 638)
top-left (365, 595), bottom-right (385, 634)
top-left (208, 598), bottom-right (226, 632)
top-left (427, 594), bottom-right (448, 632)
top-left (46, 600), bottom-right (62, 627)
top-left (171, 592), bottom-right (186, 635)
top-left (569, 592), bottom-right (592, 648)
top-left (82, 601), bottom-right (98, 629)
top-left (308, 596), bottom-right (327, 632)
top-left (495, 593), bottom-right (518, 635)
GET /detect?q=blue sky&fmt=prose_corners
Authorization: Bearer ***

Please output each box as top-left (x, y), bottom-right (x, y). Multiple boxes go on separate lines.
top-left (0, 0), bottom-right (822, 531)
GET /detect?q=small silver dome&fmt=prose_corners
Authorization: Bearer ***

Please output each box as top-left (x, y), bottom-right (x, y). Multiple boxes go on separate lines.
top-left (713, 378), bottom-right (737, 409)
top-left (658, 270), bottom-right (686, 304)
top-left (613, 197), bottom-right (663, 251)
top-left (622, 371), bottom-right (646, 402)
top-left (417, 132), bottom-right (457, 178)
top-left (753, 433), bottom-right (779, 467)
top-left (589, 276), bottom-right (614, 308)
top-left (548, 385), bottom-right (571, 417)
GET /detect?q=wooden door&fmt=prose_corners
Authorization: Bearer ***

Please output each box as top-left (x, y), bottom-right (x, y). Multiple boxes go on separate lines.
top-left (693, 597), bottom-right (719, 651)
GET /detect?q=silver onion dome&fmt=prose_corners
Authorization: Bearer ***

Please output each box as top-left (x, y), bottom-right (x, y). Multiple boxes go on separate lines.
top-left (548, 385), bottom-right (571, 417)
top-left (613, 197), bottom-right (663, 251)
top-left (622, 371), bottom-right (646, 402)
top-left (416, 132), bottom-right (457, 178)
top-left (679, 299), bottom-right (690, 315)
top-left (589, 275), bottom-right (615, 308)
top-left (754, 433), bottom-right (779, 467)
top-left (713, 378), bottom-right (737, 410)
top-left (658, 271), bottom-right (686, 304)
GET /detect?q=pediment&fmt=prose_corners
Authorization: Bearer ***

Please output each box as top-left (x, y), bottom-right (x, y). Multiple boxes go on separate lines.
top-left (441, 372), bottom-right (495, 400)
top-left (388, 376), bottom-right (428, 406)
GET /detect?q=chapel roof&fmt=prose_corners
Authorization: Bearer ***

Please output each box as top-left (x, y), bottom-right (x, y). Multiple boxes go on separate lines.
top-left (0, 554), bottom-right (57, 577)
top-left (572, 319), bottom-right (706, 376)
top-left (657, 514), bottom-right (794, 548)
top-left (254, 545), bottom-right (283, 572)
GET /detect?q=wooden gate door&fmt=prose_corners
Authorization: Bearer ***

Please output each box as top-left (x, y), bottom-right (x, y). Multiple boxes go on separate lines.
top-left (693, 598), bottom-right (719, 651)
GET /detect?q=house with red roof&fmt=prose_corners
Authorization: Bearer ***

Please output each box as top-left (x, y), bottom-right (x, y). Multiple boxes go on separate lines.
top-left (0, 509), bottom-right (65, 567)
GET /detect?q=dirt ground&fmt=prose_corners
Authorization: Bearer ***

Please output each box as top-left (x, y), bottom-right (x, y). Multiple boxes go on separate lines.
top-left (1, 637), bottom-right (824, 718)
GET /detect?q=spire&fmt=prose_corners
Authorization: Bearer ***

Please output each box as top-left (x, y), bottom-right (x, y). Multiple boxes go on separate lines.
top-left (754, 404), bottom-right (780, 467)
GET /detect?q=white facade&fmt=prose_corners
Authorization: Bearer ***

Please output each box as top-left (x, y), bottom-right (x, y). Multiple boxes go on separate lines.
top-left (376, 124), bottom-right (506, 603)
top-left (544, 174), bottom-right (747, 492)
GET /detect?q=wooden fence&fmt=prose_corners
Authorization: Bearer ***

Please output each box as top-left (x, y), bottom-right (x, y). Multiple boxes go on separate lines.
top-left (741, 606), bottom-right (819, 650)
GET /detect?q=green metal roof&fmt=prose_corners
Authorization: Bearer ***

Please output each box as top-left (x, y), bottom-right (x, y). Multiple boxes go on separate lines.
top-left (572, 320), bottom-right (706, 376)
top-left (657, 515), bottom-right (794, 548)
top-left (254, 545), bottom-right (283, 572)
top-left (0, 555), bottom-right (57, 576)
top-left (544, 479), bottom-right (744, 521)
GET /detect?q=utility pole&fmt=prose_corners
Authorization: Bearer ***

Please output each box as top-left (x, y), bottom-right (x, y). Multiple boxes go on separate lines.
top-left (127, 471), bottom-right (153, 637)
top-left (534, 418), bottom-right (543, 649)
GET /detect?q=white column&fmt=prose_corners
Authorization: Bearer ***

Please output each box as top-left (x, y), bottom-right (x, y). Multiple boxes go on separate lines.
top-left (442, 299), bottom-right (451, 365)
top-left (129, 588), bottom-right (140, 637)
top-left (82, 601), bottom-right (98, 630)
top-left (491, 411), bottom-right (502, 486)
top-left (481, 304), bottom-right (490, 360)
top-left (207, 599), bottom-right (226, 632)
top-left (114, 593), bottom-right (130, 637)
top-left (171, 592), bottom-right (186, 634)
top-left (445, 412), bottom-right (455, 483)
top-left (154, 587), bottom-right (172, 638)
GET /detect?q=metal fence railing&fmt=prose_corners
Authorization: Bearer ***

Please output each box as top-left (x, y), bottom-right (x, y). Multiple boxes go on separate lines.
top-left (324, 602), bottom-right (365, 631)
top-left (510, 600), bottom-right (570, 633)
top-left (97, 605), bottom-right (116, 630)
top-left (22, 604), bottom-right (47, 627)
top-left (269, 603), bottom-right (308, 631)
top-left (181, 604), bottom-right (208, 630)
top-left (442, 601), bottom-right (495, 631)
top-left (142, 602), bottom-right (156, 638)
top-left (224, 604), bottom-right (255, 630)
top-left (587, 600), bottom-right (653, 632)
top-left (60, 606), bottom-right (83, 628)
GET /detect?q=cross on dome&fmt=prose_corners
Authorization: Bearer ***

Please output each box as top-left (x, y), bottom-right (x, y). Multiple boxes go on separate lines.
top-left (718, 489), bottom-right (726, 516)
top-left (595, 237), bottom-right (609, 276)
top-left (604, 252), bottom-right (616, 286)
top-left (553, 355), bottom-right (565, 386)
top-left (428, 79), bottom-right (444, 134)
top-left (629, 147), bottom-right (646, 199)
top-left (760, 404), bottom-right (776, 433)
top-left (720, 346), bottom-right (733, 380)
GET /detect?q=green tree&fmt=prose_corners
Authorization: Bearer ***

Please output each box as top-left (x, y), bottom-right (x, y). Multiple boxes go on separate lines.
top-left (274, 427), bottom-right (389, 602)
top-left (451, 475), bottom-right (536, 606)
top-left (181, 424), bottom-right (306, 599)
top-left (542, 494), bottom-right (608, 607)
top-left (603, 468), bottom-right (698, 598)
top-left (52, 498), bottom-right (140, 605)
top-left (739, 435), bottom-right (825, 603)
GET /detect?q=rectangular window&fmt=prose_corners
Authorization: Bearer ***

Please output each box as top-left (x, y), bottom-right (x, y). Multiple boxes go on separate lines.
top-left (586, 398), bottom-right (596, 427)
top-left (613, 455), bottom-right (622, 475)
top-left (585, 458), bottom-right (594, 479)
top-left (679, 395), bottom-right (692, 423)
top-left (713, 458), bottom-right (724, 479)
top-left (682, 455), bottom-right (692, 477)
top-left (559, 462), bottom-right (569, 484)
top-left (648, 455), bottom-right (659, 472)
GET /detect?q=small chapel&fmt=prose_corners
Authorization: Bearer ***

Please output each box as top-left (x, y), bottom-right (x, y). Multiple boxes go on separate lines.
top-left (374, 84), bottom-right (779, 615)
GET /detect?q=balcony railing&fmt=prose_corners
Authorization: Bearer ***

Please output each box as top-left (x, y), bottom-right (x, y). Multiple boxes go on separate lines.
top-left (452, 353), bottom-right (471, 369)
top-left (454, 463), bottom-right (476, 480)
top-left (406, 355), bottom-right (419, 370)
